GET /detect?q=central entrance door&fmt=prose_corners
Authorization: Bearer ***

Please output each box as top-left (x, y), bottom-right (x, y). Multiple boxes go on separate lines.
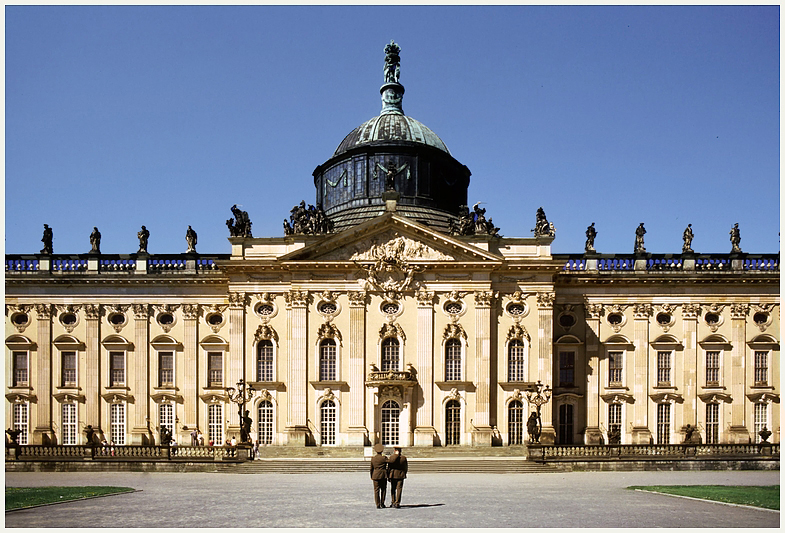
top-left (381, 400), bottom-right (401, 446)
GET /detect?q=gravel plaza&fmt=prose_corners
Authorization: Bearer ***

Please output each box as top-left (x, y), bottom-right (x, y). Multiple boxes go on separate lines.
top-left (4, 469), bottom-right (779, 528)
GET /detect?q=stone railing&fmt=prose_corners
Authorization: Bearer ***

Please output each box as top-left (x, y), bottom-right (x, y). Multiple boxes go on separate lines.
top-left (558, 254), bottom-right (779, 273)
top-left (6, 444), bottom-right (240, 462)
top-left (532, 443), bottom-right (780, 462)
top-left (5, 254), bottom-right (229, 275)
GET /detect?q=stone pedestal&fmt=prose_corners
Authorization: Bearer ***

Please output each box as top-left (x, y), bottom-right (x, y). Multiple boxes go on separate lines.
top-left (584, 427), bottom-right (604, 445)
top-left (631, 426), bottom-right (652, 444)
top-left (471, 425), bottom-right (494, 446)
top-left (539, 425), bottom-right (556, 445)
top-left (284, 426), bottom-right (309, 446)
top-left (414, 426), bottom-right (437, 447)
top-left (347, 426), bottom-right (369, 446)
top-left (729, 425), bottom-right (751, 444)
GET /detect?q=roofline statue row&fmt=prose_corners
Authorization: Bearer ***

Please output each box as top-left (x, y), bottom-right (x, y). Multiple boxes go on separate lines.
top-left (38, 223), bottom-right (199, 256)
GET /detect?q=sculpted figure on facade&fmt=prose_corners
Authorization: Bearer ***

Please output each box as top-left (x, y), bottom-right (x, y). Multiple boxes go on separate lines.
top-left (449, 203), bottom-right (500, 237)
top-left (227, 204), bottom-right (253, 238)
top-left (384, 40), bottom-right (401, 83)
top-left (284, 201), bottom-right (333, 235)
top-left (682, 224), bottom-right (694, 253)
top-left (89, 227), bottom-right (101, 254)
top-left (40, 224), bottom-right (53, 255)
top-left (533, 207), bottom-right (555, 238)
top-left (185, 226), bottom-right (197, 253)
top-left (585, 222), bottom-right (597, 253)
top-left (729, 223), bottom-right (742, 253)
top-left (634, 223), bottom-right (646, 254)
top-left (137, 226), bottom-right (150, 254)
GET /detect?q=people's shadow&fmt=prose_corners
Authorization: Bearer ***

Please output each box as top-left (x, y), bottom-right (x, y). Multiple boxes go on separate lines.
top-left (399, 503), bottom-right (445, 508)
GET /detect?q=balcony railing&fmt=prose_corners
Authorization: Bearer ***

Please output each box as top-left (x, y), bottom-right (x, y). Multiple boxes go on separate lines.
top-left (365, 370), bottom-right (417, 387)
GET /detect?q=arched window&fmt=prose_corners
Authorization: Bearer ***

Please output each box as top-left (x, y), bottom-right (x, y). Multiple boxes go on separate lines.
top-left (257, 340), bottom-right (274, 382)
top-left (445, 339), bottom-right (462, 381)
top-left (508, 400), bottom-right (524, 445)
top-left (110, 403), bottom-right (126, 445)
top-left (381, 400), bottom-right (400, 446)
top-left (159, 403), bottom-right (174, 437)
top-left (508, 340), bottom-right (526, 381)
top-left (257, 400), bottom-right (274, 445)
top-left (381, 338), bottom-right (400, 372)
top-left (319, 339), bottom-right (337, 381)
top-left (62, 403), bottom-right (78, 445)
top-left (320, 400), bottom-right (336, 445)
top-left (446, 399), bottom-right (461, 445)
top-left (13, 403), bottom-right (29, 445)
top-left (208, 404), bottom-right (223, 445)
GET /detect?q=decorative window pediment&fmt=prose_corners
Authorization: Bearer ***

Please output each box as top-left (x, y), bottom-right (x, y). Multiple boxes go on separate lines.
top-left (379, 322), bottom-right (405, 342)
top-left (254, 324), bottom-right (279, 344)
top-left (6, 335), bottom-right (36, 350)
top-left (506, 324), bottom-right (531, 343)
top-left (443, 323), bottom-right (467, 342)
top-left (317, 323), bottom-right (342, 344)
top-left (101, 335), bottom-right (133, 350)
top-left (151, 335), bottom-right (183, 350)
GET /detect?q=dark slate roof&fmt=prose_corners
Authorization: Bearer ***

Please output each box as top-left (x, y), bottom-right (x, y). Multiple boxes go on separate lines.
top-left (333, 113), bottom-right (450, 157)
top-left (328, 204), bottom-right (456, 234)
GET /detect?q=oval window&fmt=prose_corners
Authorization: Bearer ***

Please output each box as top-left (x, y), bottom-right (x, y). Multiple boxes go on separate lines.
top-left (12, 313), bottom-right (29, 326)
top-left (382, 302), bottom-right (400, 315)
top-left (445, 302), bottom-right (463, 315)
top-left (207, 314), bottom-right (223, 326)
top-left (656, 313), bottom-right (671, 325)
top-left (607, 313), bottom-right (623, 325)
top-left (319, 302), bottom-right (337, 314)
top-left (109, 313), bottom-right (126, 325)
top-left (256, 304), bottom-right (274, 316)
top-left (705, 313), bottom-right (720, 325)
top-left (60, 313), bottom-right (77, 325)
top-left (158, 313), bottom-right (174, 325)
top-left (753, 312), bottom-right (769, 325)
top-left (507, 304), bottom-right (526, 316)
top-left (559, 314), bottom-right (576, 328)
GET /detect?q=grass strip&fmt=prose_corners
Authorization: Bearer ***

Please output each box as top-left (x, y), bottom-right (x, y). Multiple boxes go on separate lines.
top-left (628, 485), bottom-right (779, 510)
top-left (6, 486), bottom-right (135, 511)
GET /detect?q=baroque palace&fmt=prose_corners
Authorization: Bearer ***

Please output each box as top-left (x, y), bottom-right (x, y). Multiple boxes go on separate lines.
top-left (5, 42), bottom-right (779, 450)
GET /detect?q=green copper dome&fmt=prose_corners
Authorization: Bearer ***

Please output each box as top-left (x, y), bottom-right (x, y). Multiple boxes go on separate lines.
top-left (333, 113), bottom-right (450, 157)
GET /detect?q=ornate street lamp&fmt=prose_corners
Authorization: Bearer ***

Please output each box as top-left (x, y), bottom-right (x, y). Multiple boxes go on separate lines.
top-left (225, 379), bottom-right (256, 444)
top-left (525, 380), bottom-right (552, 444)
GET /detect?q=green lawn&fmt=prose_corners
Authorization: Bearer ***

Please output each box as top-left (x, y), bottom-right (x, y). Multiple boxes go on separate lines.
top-left (628, 485), bottom-right (779, 510)
top-left (6, 486), bottom-right (135, 510)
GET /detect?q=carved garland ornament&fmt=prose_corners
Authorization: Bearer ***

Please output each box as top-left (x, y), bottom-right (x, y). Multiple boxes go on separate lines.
top-left (182, 304), bottom-right (200, 320)
top-left (633, 304), bottom-right (652, 319)
top-left (682, 303), bottom-right (700, 319)
top-left (416, 288), bottom-right (435, 307)
top-left (584, 302), bottom-right (604, 319)
top-left (730, 304), bottom-right (749, 319)
top-left (131, 304), bottom-right (149, 320)
top-left (83, 304), bottom-right (101, 320)
top-left (348, 291), bottom-right (368, 307)
top-left (227, 292), bottom-right (246, 309)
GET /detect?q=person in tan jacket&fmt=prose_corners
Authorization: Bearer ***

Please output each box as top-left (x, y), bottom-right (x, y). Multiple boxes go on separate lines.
top-left (370, 443), bottom-right (388, 508)
top-left (387, 446), bottom-right (408, 508)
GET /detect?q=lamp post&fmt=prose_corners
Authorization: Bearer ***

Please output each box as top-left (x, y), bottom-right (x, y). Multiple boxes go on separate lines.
top-left (225, 379), bottom-right (256, 444)
top-left (525, 380), bottom-right (552, 444)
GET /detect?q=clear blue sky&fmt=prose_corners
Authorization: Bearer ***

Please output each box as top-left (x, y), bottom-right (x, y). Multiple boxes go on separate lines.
top-left (5, 5), bottom-right (779, 256)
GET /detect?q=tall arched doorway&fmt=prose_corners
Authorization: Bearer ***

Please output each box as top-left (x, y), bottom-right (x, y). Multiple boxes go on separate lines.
top-left (381, 400), bottom-right (401, 446)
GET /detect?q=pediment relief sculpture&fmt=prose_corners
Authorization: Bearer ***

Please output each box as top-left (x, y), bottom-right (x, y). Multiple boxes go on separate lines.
top-left (322, 232), bottom-right (454, 262)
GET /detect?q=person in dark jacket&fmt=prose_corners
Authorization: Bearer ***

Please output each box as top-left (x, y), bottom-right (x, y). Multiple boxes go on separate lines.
top-left (370, 443), bottom-right (388, 508)
top-left (387, 446), bottom-right (408, 508)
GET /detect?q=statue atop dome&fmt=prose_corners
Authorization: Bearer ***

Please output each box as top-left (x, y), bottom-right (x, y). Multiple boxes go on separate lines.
top-left (384, 40), bottom-right (401, 84)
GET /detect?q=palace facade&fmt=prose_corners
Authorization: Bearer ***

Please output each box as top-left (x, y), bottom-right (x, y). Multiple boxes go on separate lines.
top-left (5, 43), bottom-right (779, 449)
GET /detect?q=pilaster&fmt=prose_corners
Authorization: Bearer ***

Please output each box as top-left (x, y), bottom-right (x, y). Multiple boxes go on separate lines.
top-left (347, 291), bottom-right (368, 445)
top-left (227, 292), bottom-right (246, 430)
top-left (285, 290), bottom-right (309, 445)
top-left (182, 304), bottom-right (199, 434)
top-left (536, 292), bottom-right (555, 444)
top-left (414, 289), bottom-right (436, 446)
top-left (33, 304), bottom-right (53, 444)
top-left (682, 304), bottom-right (699, 427)
top-left (84, 304), bottom-right (101, 434)
top-left (729, 304), bottom-right (750, 442)
top-left (583, 302), bottom-right (603, 444)
top-left (632, 304), bottom-right (652, 444)
top-left (131, 304), bottom-right (150, 444)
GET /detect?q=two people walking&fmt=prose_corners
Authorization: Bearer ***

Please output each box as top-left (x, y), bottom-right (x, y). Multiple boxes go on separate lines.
top-left (370, 443), bottom-right (408, 509)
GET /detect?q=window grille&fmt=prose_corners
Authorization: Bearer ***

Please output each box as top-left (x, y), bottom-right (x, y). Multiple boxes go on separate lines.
top-left (109, 351), bottom-right (125, 386)
top-left (320, 400), bottom-right (336, 445)
top-left (159, 352), bottom-right (174, 387)
top-left (257, 400), bottom-right (274, 445)
top-left (110, 403), bottom-right (125, 445)
top-left (508, 340), bottom-right (526, 382)
top-left (319, 339), bottom-right (337, 381)
top-left (208, 404), bottom-right (223, 445)
top-left (159, 403), bottom-right (174, 436)
top-left (13, 403), bottom-right (28, 445)
top-left (445, 339), bottom-right (462, 381)
top-left (62, 403), bottom-right (77, 445)
top-left (558, 403), bottom-right (574, 444)
top-left (608, 351), bottom-right (623, 386)
top-left (656, 403), bottom-right (670, 444)
top-left (381, 400), bottom-right (400, 446)
top-left (208, 352), bottom-right (223, 386)
top-left (559, 351), bottom-right (575, 387)
top-left (257, 341), bottom-right (274, 382)
top-left (608, 403), bottom-right (622, 443)
top-left (657, 351), bottom-right (671, 385)
top-left (508, 400), bottom-right (524, 445)
top-left (754, 403), bottom-right (768, 443)
top-left (754, 351), bottom-right (768, 385)
top-left (445, 400), bottom-right (461, 445)
top-left (705, 403), bottom-right (719, 444)
top-left (381, 338), bottom-right (400, 372)
top-left (62, 351), bottom-right (77, 386)
top-left (13, 351), bottom-right (28, 386)
top-left (705, 351), bottom-right (720, 386)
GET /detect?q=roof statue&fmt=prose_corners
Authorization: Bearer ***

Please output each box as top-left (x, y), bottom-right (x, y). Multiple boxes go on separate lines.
top-left (283, 201), bottom-right (333, 236)
top-left (634, 223), bottom-right (646, 254)
top-left (682, 224), bottom-right (694, 254)
top-left (533, 207), bottom-right (555, 238)
top-left (730, 223), bottom-right (742, 253)
top-left (585, 222), bottom-right (597, 253)
top-left (227, 204), bottom-right (253, 238)
top-left (40, 224), bottom-right (53, 255)
top-left (449, 203), bottom-right (500, 237)
top-left (384, 40), bottom-right (401, 84)
top-left (90, 227), bottom-right (101, 254)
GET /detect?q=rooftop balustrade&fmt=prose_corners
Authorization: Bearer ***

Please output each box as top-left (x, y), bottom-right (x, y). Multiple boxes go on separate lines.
top-left (558, 253), bottom-right (779, 273)
top-left (5, 254), bottom-right (229, 275)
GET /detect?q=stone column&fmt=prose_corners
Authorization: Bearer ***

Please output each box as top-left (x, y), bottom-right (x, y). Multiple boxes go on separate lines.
top-left (33, 304), bottom-right (53, 444)
top-left (285, 290), bottom-right (309, 445)
top-left (470, 291), bottom-right (496, 446)
top-left (181, 304), bottom-right (199, 436)
top-left (130, 304), bottom-right (150, 444)
top-left (227, 293), bottom-right (246, 434)
top-left (536, 292), bottom-right (556, 444)
top-left (729, 304), bottom-right (749, 442)
top-left (583, 302), bottom-right (603, 444)
top-left (682, 304), bottom-right (700, 430)
top-left (414, 289), bottom-right (436, 446)
top-left (83, 304), bottom-right (101, 436)
top-left (631, 304), bottom-right (652, 444)
top-left (347, 291), bottom-right (368, 446)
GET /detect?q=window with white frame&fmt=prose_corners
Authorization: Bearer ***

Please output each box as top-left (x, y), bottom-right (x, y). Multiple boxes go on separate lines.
top-left (508, 400), bottom-right (524, 445)
top-left (12, 351), bottom-right (28, 386)
top-left (754, 351), bottom-right (769, 386)
top-left (109, 351), bottom-right (125, 386)
top-left (705, 403), bottom-right (719, 444)
top-left (13, 403), bottom-right (28, 445)
top-left (657, 351), bottom-right (671, 385)
top-left (381, 338), bottom-right (400, 372)
top-left (754, 403), bottom-right (768, 443)
top-left (559, 351), bottom-right (575, 387)
top-left (656, 403), bottom-right (670, 444)
top-left (320, 400), bottom-right (336, 445)
top-left (319, 339), bottom-right (337, 381)
top-left (381, 400), bottom-right (400, 446)
top-left (208, 404), bottom-right (223, 445)
top-left (445, 339), bottom-right (462, 381)
top-left (159, 403), bottom-right (174, 437)
top-left (208, 352), bottom-right (223, 387)
top-left (608, 351), bottom-right (623, 386)
top-left (62, 403), bottom-right (77, 445)
top-left (62, 351), bottom-right (77, 387)
top-left (508, 340), bottom-right (526, 382)
top-left (705, 351), bottom-right (720, 386)
top-left (445, 399), bottom-right (461, 445)
top-left (110, 403), bottom-right (126, 445)
top-left (257, 341), bottom-right (274, 382)
top-left (159, 352), bottom-right (174, 387)
top-left (257, 400), bottom-right (273, 445)
top-left (608, 403), bottom-right (622, 443)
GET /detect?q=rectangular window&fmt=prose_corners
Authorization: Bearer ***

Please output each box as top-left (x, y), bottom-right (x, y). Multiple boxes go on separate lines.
top-left (608, 351), bottom-right (623, 386)
top-left (558, 403), bottom-right (574, 444)
top-left (657, 351), bottom-right (671, 385)
top-left (656, 403), bottom-right (670, 445)
top-left (109, 351), bottom-right (125, 386)
top-left (62, 403), bottom-right (77, 445)
top-left (754, 403), bottom-right (768, 443)
top-left (754, 351), bottom-right (768, 386)
top-left (62, 351), bottom-right (77, 386)
top-left (208, 404), bottom-right (223, 445)
top-left (13, 403), bottom-right (28, 445)
top-left (159, 352), bottom-right (174, 387)
top-left (257, 342), bottom-right (274, 382)
top-left (705, 351), bottom-right (720, 386)
top-left (608, 403), bottom-right (622, 444)
top-left (110, 403), bottom-right (125, 445)
top-left (319, 341), bottom-right (337, 381)
top-left (208, 352), bottom-right (223, 386)
top-left (705, 403), bottom-right (719, 444)
top-left (13, 351), bottom-right (28, 386)
top-left (559, 351), bottom-right (575, 387)
top-left (508, 340), bottom-right (526, 382)
top-left (159, 403), bottom-right (174, 436)
top-left (445, 340), bottom-right (462, 381)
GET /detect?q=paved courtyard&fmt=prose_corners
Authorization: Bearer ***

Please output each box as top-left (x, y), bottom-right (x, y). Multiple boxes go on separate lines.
top-left (5, 469), bottom-right (779, 528)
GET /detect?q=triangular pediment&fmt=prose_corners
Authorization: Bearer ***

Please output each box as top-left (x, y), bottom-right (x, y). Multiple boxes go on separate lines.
top-left (280, 213), bottom-right (502, 263)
